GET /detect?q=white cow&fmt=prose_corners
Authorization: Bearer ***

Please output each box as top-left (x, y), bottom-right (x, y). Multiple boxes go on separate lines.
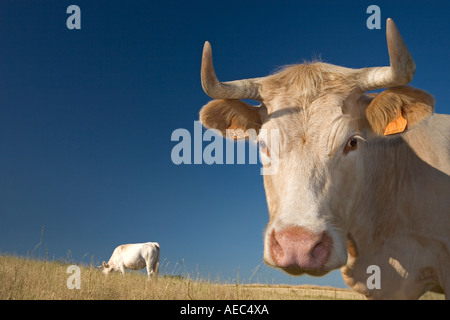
top-left (102, 242), bottom-right (160, 278)
top-left (199, 19), bottom-right (449, 299)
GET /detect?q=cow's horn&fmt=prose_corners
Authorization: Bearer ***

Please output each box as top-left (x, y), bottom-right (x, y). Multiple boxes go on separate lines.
top-left (201, 41), bottom-right (263, 100)
top-left (358, 18), bottom-right (415, 91)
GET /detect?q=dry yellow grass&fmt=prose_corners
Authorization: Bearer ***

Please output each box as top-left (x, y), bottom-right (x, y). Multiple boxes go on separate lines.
top-left (0, 255), bottom-right (443, 300)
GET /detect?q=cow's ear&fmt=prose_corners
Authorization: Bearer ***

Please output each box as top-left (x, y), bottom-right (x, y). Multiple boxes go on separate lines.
top-left (366, 86), bottom-right (434, 136)
top-left (199, 99), bottom-right (266, 139)
top-left (102, 261), bottom-right (108, 268)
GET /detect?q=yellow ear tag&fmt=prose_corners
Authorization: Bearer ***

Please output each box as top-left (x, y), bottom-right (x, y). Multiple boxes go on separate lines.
top-left (226, 116), bottom-right (249, 139)
top-left (383, 112), bottom-right (407, 136)
top-left (227, 116), bottom-right (240, 130)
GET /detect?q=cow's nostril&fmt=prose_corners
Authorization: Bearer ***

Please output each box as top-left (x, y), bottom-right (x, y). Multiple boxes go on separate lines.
top-left (312, 241), bottom-right (324, 258)
top-left (269, 229), bottom-right (284, 262)
top-left (311, 233), bottom-right (332, 260)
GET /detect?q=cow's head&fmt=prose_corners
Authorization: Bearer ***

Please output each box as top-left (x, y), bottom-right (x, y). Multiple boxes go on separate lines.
top-left (102, 261), bottom-right (112, 275)
top-left (199, 19), bottom-right (434, 276)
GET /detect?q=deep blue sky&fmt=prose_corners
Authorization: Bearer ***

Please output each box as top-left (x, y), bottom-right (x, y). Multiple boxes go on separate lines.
top-left (1, 1), bottom-right (449, 289)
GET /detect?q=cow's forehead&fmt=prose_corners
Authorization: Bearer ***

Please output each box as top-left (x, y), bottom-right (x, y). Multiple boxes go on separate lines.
top-left (261, 98), bottom-right (357, 157)
top-left (263, 95), bottom-right (347, 134)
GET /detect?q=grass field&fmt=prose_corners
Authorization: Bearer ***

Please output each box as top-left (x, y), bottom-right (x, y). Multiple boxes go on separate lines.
top-left (0, 255), bottom-right (443, 300)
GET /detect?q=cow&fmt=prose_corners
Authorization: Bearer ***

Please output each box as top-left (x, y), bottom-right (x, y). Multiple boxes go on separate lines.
top-left (198, 18), bottom-right (449, 299)
top-left (101, 242), bottom-right (160, 279)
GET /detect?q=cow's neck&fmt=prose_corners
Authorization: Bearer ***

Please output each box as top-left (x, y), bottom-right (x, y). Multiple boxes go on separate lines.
top-left (343, 136), bottom-right (425, 297)
top-left (350, 132), bottom-right (448, 247)
top-left (350, 136), bottom-right (413, 243)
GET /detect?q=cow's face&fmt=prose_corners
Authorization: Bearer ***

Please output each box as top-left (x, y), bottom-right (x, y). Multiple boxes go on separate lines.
top-left (199, 19), bottom-right (434, 276)
top-left (102, 261), bottom-right (112, 275)
top-left (259, 92), bottom-right (368, 275)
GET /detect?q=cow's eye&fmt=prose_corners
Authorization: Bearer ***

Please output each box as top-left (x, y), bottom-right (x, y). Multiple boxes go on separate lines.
top-left (259, 140), bottom-right (271, 158)
top-left (344, 137), bottom-right (358, 154)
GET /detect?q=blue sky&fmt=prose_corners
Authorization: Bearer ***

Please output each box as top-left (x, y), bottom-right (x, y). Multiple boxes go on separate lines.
top-left (0, 1), bottom-right (449, 289)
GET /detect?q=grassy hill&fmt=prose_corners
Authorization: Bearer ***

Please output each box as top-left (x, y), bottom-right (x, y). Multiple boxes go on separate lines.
top-left (0, 255), bottom-right (443, 300)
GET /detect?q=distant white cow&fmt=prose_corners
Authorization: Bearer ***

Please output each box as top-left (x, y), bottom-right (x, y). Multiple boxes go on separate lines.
top-left (102, 242), bottom-right (160, 278)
